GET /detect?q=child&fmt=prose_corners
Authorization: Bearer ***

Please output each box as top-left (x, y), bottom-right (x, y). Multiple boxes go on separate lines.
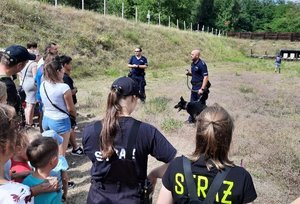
top-left (275, 54), bottom-right (282, 73)
top-left (23, 137), bottom-right (62, 204)
top-left (10, 128), bottom-right (41, 183)
top-left (42, 130), bottom-right (70, 202)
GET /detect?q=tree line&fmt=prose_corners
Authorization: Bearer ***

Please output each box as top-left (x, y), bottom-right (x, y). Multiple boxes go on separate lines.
top-left (39, 0), bottom-right (300, 32)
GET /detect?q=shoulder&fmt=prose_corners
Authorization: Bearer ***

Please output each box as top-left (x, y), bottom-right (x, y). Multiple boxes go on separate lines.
top-left (0, 182), bottom-right (32, 203)
top-left (83, 120), bottom-right (102, 140)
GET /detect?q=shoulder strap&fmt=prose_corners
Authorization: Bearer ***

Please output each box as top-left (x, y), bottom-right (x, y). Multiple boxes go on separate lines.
top-left (203, 166), bottom-right (231, 204)
top-left (126, 120), bottom-right (141, 160)
top-left (182, 156), bottom-right (200, 202)
top-left (42, 82), bottom-right (71, 117)
top-left (20, 61), bottom-right (33, 87)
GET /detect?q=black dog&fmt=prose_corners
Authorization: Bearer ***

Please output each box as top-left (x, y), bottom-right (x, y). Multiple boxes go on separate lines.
top-left (174, 96), bottom-right (207, 123)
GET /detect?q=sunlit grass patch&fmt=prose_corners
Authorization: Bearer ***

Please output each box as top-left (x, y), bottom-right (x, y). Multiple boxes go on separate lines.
top-left (144, 97), bottom-right (171, 114)
top-left (161, 118), bottom-right (183, 132)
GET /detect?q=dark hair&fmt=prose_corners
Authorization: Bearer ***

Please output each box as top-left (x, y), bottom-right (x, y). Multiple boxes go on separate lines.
top-left (26, 137), bottom-right (58, 168)
top-left (44, 42), bottom-right (57, 55)
top-left (60, 55), bottom-right (72, 66)
top-left (27, 42), bottom-right (38, 49)
top-left (192, 103), bottom-right (234, 170)
top-left (136, 47), bottom-right (142, 52)
top-left (44, 56), bottom-right (62, 83)
top-left (0, 104), bottom-right (18, 155)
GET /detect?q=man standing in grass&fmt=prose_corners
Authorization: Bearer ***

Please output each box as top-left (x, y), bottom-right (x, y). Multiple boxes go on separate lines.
top-left (128, 47), bottom-right (148, 102)
top-left (186, 49), bottom-right (210, 123)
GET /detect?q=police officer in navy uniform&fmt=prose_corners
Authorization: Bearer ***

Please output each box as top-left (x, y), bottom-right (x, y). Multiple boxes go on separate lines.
top-left (128, 47), bottom-right (148, 102)
top-left (82, 76), bottom-right (176, 204)
top-left (157, 104), bottom-right (257, 204)
top-left (186, 49), bottom-right (210, 123)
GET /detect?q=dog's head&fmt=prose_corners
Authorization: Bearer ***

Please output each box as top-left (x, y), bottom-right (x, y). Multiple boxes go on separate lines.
top-left (174, 96), bottom-right (187, 112)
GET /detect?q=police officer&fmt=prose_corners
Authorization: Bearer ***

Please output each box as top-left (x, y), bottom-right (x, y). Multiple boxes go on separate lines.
top-left (82, 76), bottom-right (176, 204)
top-left (157, 104), bottom-right (257, 204)
top-left (186, 49), bottom-right (210, 123)
top-left (128, 47), bottom-right (148, 102)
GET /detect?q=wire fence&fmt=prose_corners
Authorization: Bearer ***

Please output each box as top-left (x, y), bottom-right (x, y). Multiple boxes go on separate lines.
top-left (51, 0), bottom-right (225, 36)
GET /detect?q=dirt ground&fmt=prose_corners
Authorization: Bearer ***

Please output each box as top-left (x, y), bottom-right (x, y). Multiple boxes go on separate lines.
top-left (65, 64), bottom-right (300, 204)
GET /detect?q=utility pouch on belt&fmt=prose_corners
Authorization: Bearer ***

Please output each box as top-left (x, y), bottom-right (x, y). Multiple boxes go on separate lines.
top-left (140, 179), bottom-right (153, 204)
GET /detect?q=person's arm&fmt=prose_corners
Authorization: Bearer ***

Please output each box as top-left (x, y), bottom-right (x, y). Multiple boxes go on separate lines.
top-left (32, 64), bottom-right (38, 79)
top-left (198, 75), bottom-right (209, 95)
top-left (30, 178), bottom-right (59, 196)
top-left (64, 89), bottom-right (76, 118)
top-left (156, 184), bottom-right (173, 204)
top-left (61, 171), bottom-right (68, 201)
top-left (147, 163), bottom-right (170, 191)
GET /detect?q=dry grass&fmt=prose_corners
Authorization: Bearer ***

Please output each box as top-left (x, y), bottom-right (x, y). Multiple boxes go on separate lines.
top-left (1, 0), bottom-right (299, 203)
top-left (67, 63), bottom-right (300, 204)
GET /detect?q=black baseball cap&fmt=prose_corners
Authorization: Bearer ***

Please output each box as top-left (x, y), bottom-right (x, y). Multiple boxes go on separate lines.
top-left (5, 45), bottom-right (36, 64)
top-left (111, 76), bottom-right (141, 98)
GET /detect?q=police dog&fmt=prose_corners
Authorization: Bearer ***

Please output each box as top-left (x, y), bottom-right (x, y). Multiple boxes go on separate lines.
top-left (174, 96), bottom-right (207, 123)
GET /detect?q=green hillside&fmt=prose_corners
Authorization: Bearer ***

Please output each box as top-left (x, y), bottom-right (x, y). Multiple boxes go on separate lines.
top-left (1, 0), bottom-right (246, 76)
top-left (2, 0), bottom-right (300, 78)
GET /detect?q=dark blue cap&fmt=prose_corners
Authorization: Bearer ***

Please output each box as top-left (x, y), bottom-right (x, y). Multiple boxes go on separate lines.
top-left (5, 45), bottom-right (36, 64)
top-left (111, 76), bottom-right (141, 98)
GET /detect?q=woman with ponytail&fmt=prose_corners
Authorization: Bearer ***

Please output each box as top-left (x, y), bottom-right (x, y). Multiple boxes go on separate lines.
top-left (157, 104), bottom-right (257, 204)
top-left (82, 76), bottom-right (176, 204)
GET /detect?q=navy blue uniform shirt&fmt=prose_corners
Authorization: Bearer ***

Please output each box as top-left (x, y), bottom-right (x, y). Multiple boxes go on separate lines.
top-left (82, 117), bottom-right (176, 183)
top-left (63, 73), bottom-right (77, 105)
top-left (128, 56), bottom-right (148, 76)
top-left (190, 59), bottom-right (208, 87)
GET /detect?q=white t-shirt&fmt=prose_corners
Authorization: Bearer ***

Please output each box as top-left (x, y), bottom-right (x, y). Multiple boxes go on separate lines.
top-left (40, 81), bottom-right (70, 120)
top-left (0, 181), bottom-right (33, 204)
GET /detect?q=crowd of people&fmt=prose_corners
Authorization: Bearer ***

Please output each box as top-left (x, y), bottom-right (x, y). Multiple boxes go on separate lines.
top-left (8, 42), bottom-right (300, 203)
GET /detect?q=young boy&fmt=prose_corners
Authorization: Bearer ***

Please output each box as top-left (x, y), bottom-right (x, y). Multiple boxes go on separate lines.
top-left (23, 137), bottom-right (62, 204)
top-left (43, 130), bottom-right (70, 202)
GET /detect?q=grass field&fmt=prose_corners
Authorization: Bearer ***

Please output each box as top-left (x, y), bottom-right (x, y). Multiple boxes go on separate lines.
top-left (1, 0), bottom-right (300, 203)
top-left (67, 62), bottom-right (300, 203)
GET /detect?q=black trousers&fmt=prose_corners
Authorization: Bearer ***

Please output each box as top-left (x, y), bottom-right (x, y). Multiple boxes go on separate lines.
top-left (87, 181), bottom-right (142, 204)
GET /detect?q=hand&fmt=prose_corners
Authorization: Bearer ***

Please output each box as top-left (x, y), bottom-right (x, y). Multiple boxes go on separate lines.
top-left (147, 174), bottom-right (157, 192)
top-left (198, 89), bottom-right (204, 95)
top-left (185, 69), bottom-right (190, 76)
top-left (43, 177), bottom-right (59, 192)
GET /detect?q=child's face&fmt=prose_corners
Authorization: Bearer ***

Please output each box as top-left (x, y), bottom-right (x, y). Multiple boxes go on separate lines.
top-left (15, 141), bottom-right (29, 161)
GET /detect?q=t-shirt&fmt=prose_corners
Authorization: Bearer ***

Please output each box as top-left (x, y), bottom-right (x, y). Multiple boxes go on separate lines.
top-left (128, 55), bottom-right (148, 76)
top-left (63, 73), bottom-right (77, 104)
top-left (34, 64), bottom-right (44, 102)
top-left (82, 117), bottom-right (176, 183)
top-left (40, 81), bottom-right (70, 120)
top-left (0, 181), bottom-right (33, 204)
top-left (50, 155), bottom-right (69, 191)
top-left (22, 174), bottom-right (62, 204)
top-left (10, 159), bottom-right (32, 183)
top-left (190, 59), bottom-right (208, 89)
top-left (162, 156), bottom-right (257, 204)
top-left (0, 76), bottom-right (21, 113)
